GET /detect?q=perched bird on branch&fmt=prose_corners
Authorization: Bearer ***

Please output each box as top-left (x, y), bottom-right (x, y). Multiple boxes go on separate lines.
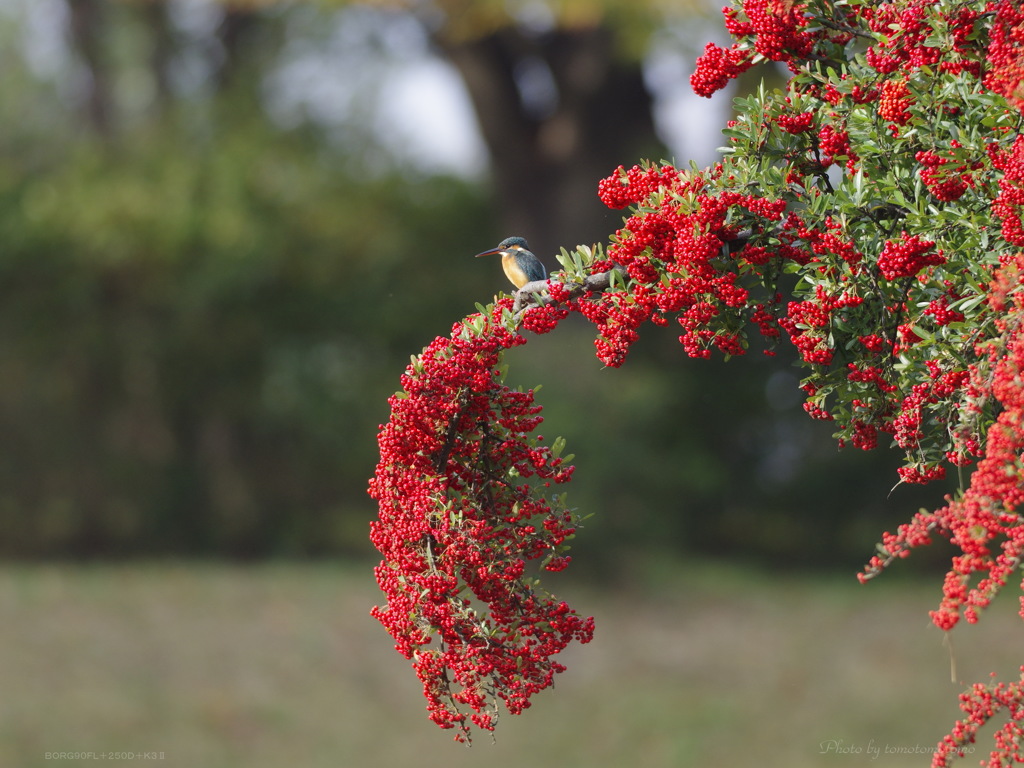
top-left (474, 236), bottom-right (546, 290)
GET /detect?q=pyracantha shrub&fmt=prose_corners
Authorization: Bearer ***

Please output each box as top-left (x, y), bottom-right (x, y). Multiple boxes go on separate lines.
top-left (369, 300), bottom-right (590, 742)
top-left (372, 0), bottom-right (1024, 759)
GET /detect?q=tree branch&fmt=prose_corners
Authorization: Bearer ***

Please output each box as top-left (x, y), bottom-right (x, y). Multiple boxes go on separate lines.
top-left (512, 268), bottom-right (621, 315)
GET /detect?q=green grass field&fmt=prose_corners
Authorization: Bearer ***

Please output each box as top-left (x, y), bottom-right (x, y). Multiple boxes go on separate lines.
top-left (0, 560), bottom-right (1020, 768)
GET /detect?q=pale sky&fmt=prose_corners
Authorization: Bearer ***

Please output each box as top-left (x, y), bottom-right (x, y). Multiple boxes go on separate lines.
top-left (369, 34), bottom-right (733, 177)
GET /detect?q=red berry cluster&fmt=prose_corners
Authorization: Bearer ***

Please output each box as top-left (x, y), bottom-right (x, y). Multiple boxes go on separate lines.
top-left (587, 153), bottom-right (987, 499)
top-left (590, 164), bottom-right (792, 364)
top-left (723, 0), bottom-right (815, 63)
top-left (934, 669), bottom-right (1024, 768)
top-left (690, 42), bottom-right (755, 98)
top-left (597, 163), bottom-right (684, 210)
top-left (588, 156), bottom-right (980, 482)
top-left (779, 288), bottom-right (862, 366)
top-left (984, 1), bottom-right (1024, 112)
top-left (876, 232), bottom-right (944, 280)
top-left (519, 303), bottom-right (569, 334)
top-left (369, 300), bottom-right (591, 741)
top-left (817, 124), bottom-right (859, 172)
top-left (990, 134), bottom-right (1024, 246)
top-left (775, 111), bottom-right (814, 134)
top-left (691, 0), bottom-right (856, 97)
top-left (917, 147), bottom-right (977, 203)
top-left (696, 0), bottom-right (986, 99)
top-left (863, 2), bottom-right (943, 73)
top-left (924, 295), bottom-right (966, 327)
top-left (573, 287), bottom-right (648, 367)
top-left (862, 1), bottom-right (981, 77)
top-left (878, 78), bottom-right (913, 127)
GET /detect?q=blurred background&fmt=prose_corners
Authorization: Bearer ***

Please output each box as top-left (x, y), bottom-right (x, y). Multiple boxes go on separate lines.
top-left (0, 0), bottom-right (955, 565)
top-left (0, 1), bottom-right (1013, 766)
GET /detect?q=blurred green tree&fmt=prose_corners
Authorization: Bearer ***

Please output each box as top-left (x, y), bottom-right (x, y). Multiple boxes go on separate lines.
top-left (0, 0), bottom-right (939, 563)
top-left (0, 119), bottom-right (498, 555)
top-left (0, 1), bottom-right (506, 555)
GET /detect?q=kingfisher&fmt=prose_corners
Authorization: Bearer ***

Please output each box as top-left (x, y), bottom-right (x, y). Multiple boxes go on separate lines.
top-left (474, 236), bottom-right (546, 290)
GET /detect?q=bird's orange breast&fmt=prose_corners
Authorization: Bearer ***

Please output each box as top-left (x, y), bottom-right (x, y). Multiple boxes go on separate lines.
top-left (501, 253), bottom-right (530, 289)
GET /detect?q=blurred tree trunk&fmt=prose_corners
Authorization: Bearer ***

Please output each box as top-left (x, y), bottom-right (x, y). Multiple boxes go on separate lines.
top-left (66, 3), bottom-right (274, 134)
top-left (214, 8), bottom-right (262, 91)
top-left (142, 3), bottom-right (175, 113)
top-left (437, 24), bottom-right (663, 250)
top-left (68, 0), bottom-right (115, 137)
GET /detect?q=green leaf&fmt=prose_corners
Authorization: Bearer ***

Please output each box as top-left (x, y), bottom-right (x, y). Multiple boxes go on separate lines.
top-left (551, 435), bottom-right (566, 458)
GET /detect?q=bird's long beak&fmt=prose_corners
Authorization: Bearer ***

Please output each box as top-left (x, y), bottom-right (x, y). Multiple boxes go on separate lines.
top-left (474, 247), bottom-right (506, 258)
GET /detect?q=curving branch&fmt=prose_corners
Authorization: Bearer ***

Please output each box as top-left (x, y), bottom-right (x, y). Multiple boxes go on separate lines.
top-left (512, 267), bottom-right (622, 315)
